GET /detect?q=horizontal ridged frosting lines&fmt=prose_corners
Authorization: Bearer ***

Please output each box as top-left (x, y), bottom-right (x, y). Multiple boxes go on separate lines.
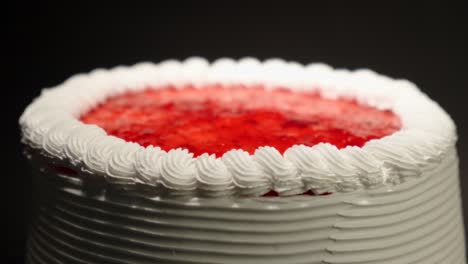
top-left (325, 148), bottom-right (465, 264)
top-left (26, 147), bottom-right (465, 264)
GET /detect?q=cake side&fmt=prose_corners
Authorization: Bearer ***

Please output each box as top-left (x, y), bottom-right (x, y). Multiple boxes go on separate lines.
top-left (26, 145), bottom-right (465, 264)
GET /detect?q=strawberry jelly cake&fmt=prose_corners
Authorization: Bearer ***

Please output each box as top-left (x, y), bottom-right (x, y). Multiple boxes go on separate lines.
top-left (20, 58), bottom-right (465, 263)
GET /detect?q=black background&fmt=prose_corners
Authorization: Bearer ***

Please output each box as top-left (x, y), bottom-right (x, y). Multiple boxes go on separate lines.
top-left (7, 2), bottom-right (468, 263)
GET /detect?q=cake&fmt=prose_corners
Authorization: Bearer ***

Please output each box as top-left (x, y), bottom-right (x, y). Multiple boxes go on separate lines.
top-left (20, 58), bottom-right (466, 263)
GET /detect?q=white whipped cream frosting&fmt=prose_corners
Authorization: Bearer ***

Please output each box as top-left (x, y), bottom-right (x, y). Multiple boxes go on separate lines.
top-left (195, 154), bottom-right (234, 196)
top-left (159, 148), bottom-right (197, 192)
top-left (63, 125), bottom-right (106, 167)
top-left (254, 146), bottom-right (305, 196)
top-left (19, 57), bottom-right (457, 196)
top-left (106, 141), bottom-right (142, 185)
top-left (83, 135), bottom-right (126, 176)
top-left (134, 146), bottom-right (166, 186)
top-left (222, 149), bottom-right (272, 196)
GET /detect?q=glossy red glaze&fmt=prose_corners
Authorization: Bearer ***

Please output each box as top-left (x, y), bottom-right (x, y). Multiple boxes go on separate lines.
top-left (81, 85), bottom-right (401, 157)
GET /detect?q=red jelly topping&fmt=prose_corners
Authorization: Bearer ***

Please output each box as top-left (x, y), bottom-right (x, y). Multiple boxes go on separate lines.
top-left (261, 190), bottom-right (333, 197)
top-left (80, 85), bottom-right (401, 157)
top-left (48, 164), bottom-right (78, 177)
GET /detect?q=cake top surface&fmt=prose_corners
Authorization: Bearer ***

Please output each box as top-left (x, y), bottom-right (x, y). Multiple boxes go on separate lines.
top-left (80, 85), bottom-right (401, 157)
top-left (20, 57), bottom-right (456, 197)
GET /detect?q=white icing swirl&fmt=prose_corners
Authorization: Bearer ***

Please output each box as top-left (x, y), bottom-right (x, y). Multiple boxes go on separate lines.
top-left (340, 146), bottom-right (384, 188)
top-left (209, 58), bottom-right (237, 85)
top-left (20, 99), bottom-right (56, 127)
top-left (83, 135), bottom-right (126, 176)
top-left (155, 60), bottom-right (183, 87)
top-left (222, 149), bottom-right (271, 196)
top-left (195, 154), bottom-right (234, 196)
top-left (235, 57), bottom-right (263, 85)
top-left (106, 142), bottom-right (142, 185)
top-left (179, 57), bottom-right (210, 87)
top-left (42, 119), bottom-right (81, 160)
top-left (134, 146), bottom-right (167, 186)
top-left (254, 146), bottom-right (304, 196)
top-left (159, 148), bottom-right (197, 191)
top-left (364, 134), bottom-right (421, 183)
top-left (63, 125), bottom-right (106, 167)
top-left (390, 130), bottom-right (450, 166)
top-left (22, 111), bottom-right (71, 148)
top-left (284, 145), bottom-right (336, 194)
top-left (313, 143), bottom-right (363, 192)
